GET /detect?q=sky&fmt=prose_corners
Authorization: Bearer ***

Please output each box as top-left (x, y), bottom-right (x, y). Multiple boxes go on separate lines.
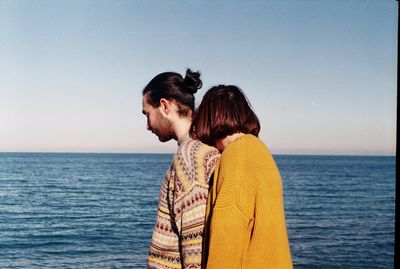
top-left (0, 0), bottom-right (397, 155)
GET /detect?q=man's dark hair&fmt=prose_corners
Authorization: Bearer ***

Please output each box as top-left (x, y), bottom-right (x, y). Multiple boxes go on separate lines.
top-left (191, 85), bottom-right (260, 146)
top-left (143, 69), bottom-right (202, 117)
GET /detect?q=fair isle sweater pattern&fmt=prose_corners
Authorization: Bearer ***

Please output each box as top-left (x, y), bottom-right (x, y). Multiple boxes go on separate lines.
top-left (147, 138), bottom-right (220, 269)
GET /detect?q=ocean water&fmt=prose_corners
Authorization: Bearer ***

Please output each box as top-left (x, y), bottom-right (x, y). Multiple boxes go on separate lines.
top-left (0, 153), bottom-right (395, 268)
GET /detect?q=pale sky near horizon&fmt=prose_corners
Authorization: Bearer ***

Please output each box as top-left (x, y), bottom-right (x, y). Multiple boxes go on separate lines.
top-left (0, 0), bottom-right (397, 155)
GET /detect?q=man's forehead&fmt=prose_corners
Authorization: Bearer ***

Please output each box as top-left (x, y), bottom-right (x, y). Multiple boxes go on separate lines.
top-left (142, 93), bottom-right (151, 104)
top-left (142, 95), bottom-right (153, 113)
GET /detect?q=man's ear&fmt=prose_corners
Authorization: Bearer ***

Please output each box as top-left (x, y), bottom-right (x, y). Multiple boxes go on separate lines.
top-left (159, 98), bottom-right (170, 116)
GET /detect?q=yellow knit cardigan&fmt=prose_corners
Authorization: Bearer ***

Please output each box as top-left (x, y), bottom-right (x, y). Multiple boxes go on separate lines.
top-left (203, 134), bottom-right (293, 269)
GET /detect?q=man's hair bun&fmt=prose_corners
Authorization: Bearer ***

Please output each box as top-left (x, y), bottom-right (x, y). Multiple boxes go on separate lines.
top-left (182, 69), bottom-right (202, 94)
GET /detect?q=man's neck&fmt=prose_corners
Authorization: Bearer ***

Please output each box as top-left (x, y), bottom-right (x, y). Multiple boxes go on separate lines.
top-left (174, 118), bottom-right (192, 143)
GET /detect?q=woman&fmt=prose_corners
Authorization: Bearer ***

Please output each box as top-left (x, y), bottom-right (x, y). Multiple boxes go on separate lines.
top-left (190, 85), bottom-right (293, 269)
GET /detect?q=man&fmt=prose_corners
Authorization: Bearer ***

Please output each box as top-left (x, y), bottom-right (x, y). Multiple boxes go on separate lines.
top-left (141, 69), bottom-right (220, 269)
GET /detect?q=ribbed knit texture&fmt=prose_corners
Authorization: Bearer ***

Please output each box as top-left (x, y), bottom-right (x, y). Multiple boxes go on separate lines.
top-left (203, 134), bottom-right (292, 269)
top-left (147, 137), bottom-right (220, 269)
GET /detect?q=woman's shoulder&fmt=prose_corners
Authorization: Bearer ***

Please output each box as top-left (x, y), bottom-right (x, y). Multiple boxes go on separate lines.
top-left (223, 134), bottom-right (267, 154)
top-left (222, 134), bottom-right (275, 167)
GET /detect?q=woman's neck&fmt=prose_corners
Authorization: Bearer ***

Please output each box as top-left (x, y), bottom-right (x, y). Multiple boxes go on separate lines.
top-left (216, 132), bottom-right (246, 151)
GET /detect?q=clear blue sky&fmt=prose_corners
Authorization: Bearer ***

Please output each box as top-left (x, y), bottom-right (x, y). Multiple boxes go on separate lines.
top-left (0, 0), bottom-right (397, 155)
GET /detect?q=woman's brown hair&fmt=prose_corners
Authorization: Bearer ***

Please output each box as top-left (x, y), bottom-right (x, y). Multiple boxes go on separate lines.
top-left (190, 85), bottom-right (260, 146)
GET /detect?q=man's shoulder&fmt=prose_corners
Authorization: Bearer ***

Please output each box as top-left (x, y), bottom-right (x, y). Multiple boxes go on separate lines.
top-left (173, 138), bottom-right (219, 174)
top-left (169, 138), bottom-right (219, 189)
top-left (177, 137), bottom-right (219, 157)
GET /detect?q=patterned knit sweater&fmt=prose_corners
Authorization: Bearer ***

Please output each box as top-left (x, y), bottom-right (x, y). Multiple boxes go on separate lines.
top-left (147, 135), bottom-right (220, 269)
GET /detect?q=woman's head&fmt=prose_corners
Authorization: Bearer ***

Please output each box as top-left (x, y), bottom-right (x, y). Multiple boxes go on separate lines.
top-left (191, 85), bottom-right (260, 147)
top-left (142, 69), bottom-right (202, 118)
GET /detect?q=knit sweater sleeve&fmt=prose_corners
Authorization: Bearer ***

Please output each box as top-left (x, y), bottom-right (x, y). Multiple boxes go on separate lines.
top-left (205, 135), bottom-right (292, 269)
top-left (205, 140), bottom-right (251, 269)
top-left (241, 146), bottom-right (293, 268)
top-left (172, 141), bottom-right (220, 268)
top-left (147, 166), bottom-right (182, 269)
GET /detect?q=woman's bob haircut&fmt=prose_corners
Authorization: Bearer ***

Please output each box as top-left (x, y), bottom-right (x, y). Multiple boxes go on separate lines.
top-left (190, 85), bottom-right (260, 147)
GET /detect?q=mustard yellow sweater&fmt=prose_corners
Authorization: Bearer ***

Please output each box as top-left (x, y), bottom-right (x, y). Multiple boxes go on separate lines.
top-left (203, 134), bottom-right (292, 269)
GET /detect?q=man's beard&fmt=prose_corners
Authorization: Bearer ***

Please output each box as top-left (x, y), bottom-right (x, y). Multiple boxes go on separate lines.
top-left (153, 115), bottom-right (175, 142)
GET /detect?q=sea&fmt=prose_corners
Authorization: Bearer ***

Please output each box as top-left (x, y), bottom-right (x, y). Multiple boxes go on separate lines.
top-left (0, 153), bottom-right (395, 269)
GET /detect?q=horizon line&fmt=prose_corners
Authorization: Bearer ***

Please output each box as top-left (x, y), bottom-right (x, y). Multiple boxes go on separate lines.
top-left (0, 151), bottom-right (396, 157)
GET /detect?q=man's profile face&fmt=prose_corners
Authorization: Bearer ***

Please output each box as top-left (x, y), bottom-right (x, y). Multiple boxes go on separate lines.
top-left (142, 94), bottom-right (174, 142)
